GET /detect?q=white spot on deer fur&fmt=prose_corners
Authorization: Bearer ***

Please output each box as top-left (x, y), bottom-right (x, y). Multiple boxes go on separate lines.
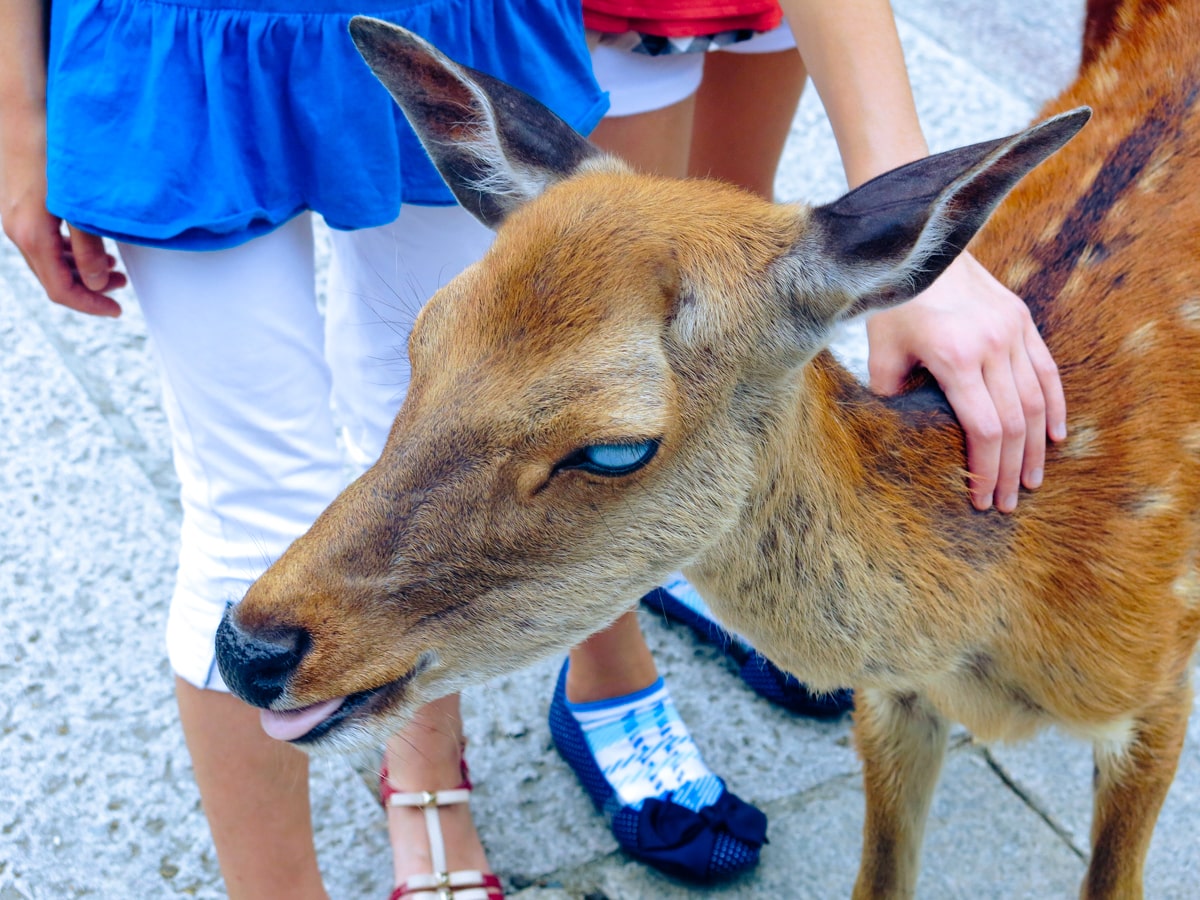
top-left (1138, 151), bottom-right (1173, 194)
top-left (1180, 298), bottom-right (1200, 330)
top-left (1182, 424), bottom-right (1200, 456)
top-left (1078, 243), bottom-right (1105, 269)
top-left (1090, 715), bottom-right (1136, 772)
top-left (1061, 266), bottom-right (1091, 303)
top-left (1122, 320), bottom-right (1159, 355)
top-left (1134, 486), bottom-right (1176, 518)
top-left (1173, 561), bottom-right (1200, 610)
top-left (1091, 64), bottom-right (1122, 101)
top-left (1002, 256), bottom-right (1039, 292)
top-left (1075, 159), bottom-right (1106, 202)
top-left (1038, 214), bottom-right (1067, 246)
top-left (1061, 420), bottom-right (1100, 459)
top-left (1133, 467), bottom-right (1181, 519)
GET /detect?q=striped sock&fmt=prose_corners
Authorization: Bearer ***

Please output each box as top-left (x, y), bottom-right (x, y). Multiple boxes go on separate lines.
top-left (565, 678), bottom-right (723, 811)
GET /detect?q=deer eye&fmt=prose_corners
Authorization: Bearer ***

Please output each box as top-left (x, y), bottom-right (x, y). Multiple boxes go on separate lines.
top-left (559, 439), bottom-right (659, 477)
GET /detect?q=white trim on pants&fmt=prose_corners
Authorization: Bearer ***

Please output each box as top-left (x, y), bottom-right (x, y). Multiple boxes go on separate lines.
top-left (591, 21), bottom-right (798, 117)
top-left (118, 205), bottom-right (495, 690)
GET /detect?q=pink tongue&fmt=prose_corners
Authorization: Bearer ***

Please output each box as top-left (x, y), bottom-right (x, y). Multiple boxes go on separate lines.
top-left (259, 697), bottom-right (346, 742)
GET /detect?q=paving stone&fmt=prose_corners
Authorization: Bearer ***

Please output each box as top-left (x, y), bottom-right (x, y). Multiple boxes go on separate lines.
top-left (3, 2), bottom-right (1196, 898)
top-left (987, 687), bottom-right (1200, 899)
top-left (1, 258), bottom-right (212, 898)
top-left (565, 747), bottom-right (1086, 899)
top-left (893, 0), bottom-right (1086, 108)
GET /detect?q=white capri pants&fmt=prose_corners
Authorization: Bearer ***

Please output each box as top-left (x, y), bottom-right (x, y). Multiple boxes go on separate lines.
top-left (590, 21), bottom-right (797, 117)
top-left (119, 206), bottom-right (494, 690)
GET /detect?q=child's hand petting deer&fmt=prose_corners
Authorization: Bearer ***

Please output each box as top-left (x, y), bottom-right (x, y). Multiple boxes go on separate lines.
top-left (778, 0), bottom-right (1067, 514)
top-left (866, 251), bottom-right (1064, 512)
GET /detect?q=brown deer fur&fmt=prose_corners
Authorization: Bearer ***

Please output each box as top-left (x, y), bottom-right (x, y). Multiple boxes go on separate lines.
top-left (216, 5), bottom-right (1200, 897)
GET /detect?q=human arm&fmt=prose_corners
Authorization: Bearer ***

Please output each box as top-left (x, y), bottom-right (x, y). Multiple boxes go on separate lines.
top-left (0, 0), bottom-right (125, 316)
top-left (778, 0), bottom-right (1066, 512)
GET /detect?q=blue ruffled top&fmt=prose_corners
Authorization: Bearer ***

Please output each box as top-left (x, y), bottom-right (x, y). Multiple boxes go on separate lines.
top-left (46, 0), bottom-right (608, 249)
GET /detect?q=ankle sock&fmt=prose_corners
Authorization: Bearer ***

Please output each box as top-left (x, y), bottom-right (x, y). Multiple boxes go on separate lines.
top-left (565, 677), bottom-right (723, 811)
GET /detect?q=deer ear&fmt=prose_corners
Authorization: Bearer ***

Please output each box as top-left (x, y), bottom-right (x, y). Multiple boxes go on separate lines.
top-left (797, 108), bottom-right (1091, 322)
top-left (349, 16), bottom-right (603, 229)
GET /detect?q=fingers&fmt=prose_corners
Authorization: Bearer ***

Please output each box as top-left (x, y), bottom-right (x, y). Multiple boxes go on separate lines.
top-left (944, 343), bottom-right (1055, 513)
top-left (30, 222), bottom-right (122, 316)
top-left (981, 318), bottom-right (1061, 510)
top-left (984, 352), bottom-right (1036, 512)
top-left (1025, 320), bottom-right (1067, 442)
top-left (1011, 340), bottom-right (1047, 492)
top-left (67, 224), bottom-right (118, 292)
top-left (861, 254), bottom-right (1068, 513)
top-left (2, 197), bottom-right (124, 316)
top-left (940, 370), bottom-right (1002, 511)
top-left (63, 244), bottom-right (128, 294)
top-left (865, 309), bottom-right (917, 396)
top-left (866, 342), bottom-right (911, 397)
top-left (64, 224), bottom-right (125, 315)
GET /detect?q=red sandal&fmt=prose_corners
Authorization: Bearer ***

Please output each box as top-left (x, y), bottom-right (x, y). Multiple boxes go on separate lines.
top-left (381, 761), bottom-right (505, 900)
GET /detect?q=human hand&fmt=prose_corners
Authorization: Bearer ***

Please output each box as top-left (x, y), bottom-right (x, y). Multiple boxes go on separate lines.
top-left (1, 125), bottom-right (125, 317)
top-left (865, 252), bottom-right (1066, 513)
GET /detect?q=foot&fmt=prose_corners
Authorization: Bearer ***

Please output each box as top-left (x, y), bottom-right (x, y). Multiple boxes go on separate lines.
top-left (550, 660), bottom-right (767, 882)
top-left (382, 697), bottom-right (498, 897)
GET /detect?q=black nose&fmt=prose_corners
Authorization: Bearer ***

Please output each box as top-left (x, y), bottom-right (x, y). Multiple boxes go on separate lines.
top-left (215, 610), bottom-right (310, 708)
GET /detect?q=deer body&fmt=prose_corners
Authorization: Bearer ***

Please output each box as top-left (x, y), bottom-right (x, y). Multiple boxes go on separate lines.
top-left (215, 6), bottom-right (1200, 897)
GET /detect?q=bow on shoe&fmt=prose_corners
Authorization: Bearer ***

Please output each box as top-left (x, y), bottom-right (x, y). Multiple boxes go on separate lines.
top-left (619, 787), bottom-right (768, 881)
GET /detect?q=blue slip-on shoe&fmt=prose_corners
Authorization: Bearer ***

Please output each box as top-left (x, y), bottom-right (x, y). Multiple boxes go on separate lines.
top-left (642, 581), bottom-right (854, 718)
top-left (547, 662), bottom-right (767, 882)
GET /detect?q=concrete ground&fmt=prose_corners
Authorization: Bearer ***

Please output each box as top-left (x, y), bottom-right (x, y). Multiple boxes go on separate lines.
top-left (2, 1), bottom-right (1197, 897)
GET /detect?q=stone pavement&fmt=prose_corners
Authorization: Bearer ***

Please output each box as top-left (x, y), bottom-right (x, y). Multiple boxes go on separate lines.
top-left (2, 2), bottom-right (1197, 897)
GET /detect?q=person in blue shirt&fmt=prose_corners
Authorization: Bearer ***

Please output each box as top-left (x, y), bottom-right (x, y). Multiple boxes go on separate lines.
top-left (0, 0), bottom-right (768, 895)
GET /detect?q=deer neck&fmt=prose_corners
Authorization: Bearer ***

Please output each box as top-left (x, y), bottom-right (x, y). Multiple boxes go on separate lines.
top-left (686, 351), bottom-right (1011, 692)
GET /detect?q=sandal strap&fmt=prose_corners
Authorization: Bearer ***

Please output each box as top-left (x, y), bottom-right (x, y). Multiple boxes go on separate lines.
top-left (390, 784), bottom-right (471, 874)
top-left (381, 748), bottom-right (502, 899)
top-left (389, 870), bottom-right (504, 900)
top-left (379, 756), bottom-right (473, 810)
top-left (386, 787), bottom-right (473, 808)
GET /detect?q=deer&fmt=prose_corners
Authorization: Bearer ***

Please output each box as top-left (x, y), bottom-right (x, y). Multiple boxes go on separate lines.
top-left (213, 4), bottom-right (1200, 897)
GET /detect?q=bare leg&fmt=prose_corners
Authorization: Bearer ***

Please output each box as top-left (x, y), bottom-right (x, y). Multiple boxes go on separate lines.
top-left (175, 678), bottom-right (327, 900)
top-left (566, 610), bottom-right (660, 702)
top-left (589, 95), bottom-right (696, 178)
top-left (1083, 682), bottom-right (1192, 899)
top-left (384, 694), bottom-right (491, 885)
top-left (852, 689), bottom-right (950, 900)
top-left (689, 49), bottom-right (807, 200)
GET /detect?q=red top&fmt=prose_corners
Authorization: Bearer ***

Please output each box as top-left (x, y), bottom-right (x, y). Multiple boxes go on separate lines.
top-left (583, 1), bottom-right (783, 37)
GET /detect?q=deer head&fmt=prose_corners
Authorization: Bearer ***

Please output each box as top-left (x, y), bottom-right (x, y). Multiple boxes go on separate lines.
top-left (213, 17), bottom-right (1088, 753)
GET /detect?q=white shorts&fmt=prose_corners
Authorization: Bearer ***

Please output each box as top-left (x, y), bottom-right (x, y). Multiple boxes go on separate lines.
top-left (118, 206), bottom-right (495, 690)
top-left (591, 22), bottom-right (798, 117)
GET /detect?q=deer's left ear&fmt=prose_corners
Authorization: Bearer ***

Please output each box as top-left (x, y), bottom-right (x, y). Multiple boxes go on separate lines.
top-left (792, 108), bottom-right (1091, 324)
top-left (350, 16), bottom-right (604, 229)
